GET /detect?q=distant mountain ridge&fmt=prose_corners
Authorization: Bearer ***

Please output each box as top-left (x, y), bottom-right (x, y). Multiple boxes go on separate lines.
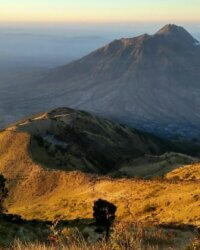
top-left (37, 24), bottom-right (200, 140)
top-left (48, 24), bottom-right (199, 81)
top-left (1, 24), bottom-right (200, 140)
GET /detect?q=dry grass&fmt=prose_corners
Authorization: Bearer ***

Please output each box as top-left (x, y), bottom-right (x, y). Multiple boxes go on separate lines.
top-left (0, 129), bottom-right (200, 249)
top-left (0, 130), bottom-right (200, 227)
top-left (166, 162), bottom-right (200, 181)
top-left (10, 222), bottom-right (197, 250)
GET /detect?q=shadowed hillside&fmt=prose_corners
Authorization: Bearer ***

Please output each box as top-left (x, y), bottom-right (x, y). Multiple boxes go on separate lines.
top-left (5, 107), bottom-right (175, 174)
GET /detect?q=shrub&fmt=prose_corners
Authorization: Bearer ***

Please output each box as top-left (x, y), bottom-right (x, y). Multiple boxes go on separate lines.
top-left (93, 199), bottom-right (117, 238)
top-left (0, 174), bottom-right (8, 213)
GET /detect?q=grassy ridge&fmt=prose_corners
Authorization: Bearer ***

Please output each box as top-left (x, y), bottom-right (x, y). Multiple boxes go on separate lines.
top-left (0, 130), bottom-right (200, 227)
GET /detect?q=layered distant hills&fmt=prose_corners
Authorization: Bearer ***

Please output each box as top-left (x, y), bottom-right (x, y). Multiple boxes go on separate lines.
top-left (1, 24), bottom-right (200, 140)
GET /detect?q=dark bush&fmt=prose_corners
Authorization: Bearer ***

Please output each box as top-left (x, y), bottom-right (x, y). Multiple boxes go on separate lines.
top-left (4, 214), bottom-right (24, 224)
top-left (93, 199), bottom-right (117, 238)
top-left (0, 174), bottom-right (8, 213)
top-left (34, 135), bottom-right (44, 147)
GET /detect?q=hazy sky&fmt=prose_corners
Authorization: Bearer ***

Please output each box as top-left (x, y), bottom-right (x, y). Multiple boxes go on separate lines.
top-left (1, 0), bottom-right (200, 23)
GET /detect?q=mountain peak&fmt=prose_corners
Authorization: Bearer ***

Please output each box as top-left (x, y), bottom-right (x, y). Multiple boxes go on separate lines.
top-left (155, 24), bottom-right (196, 44)
top-left (156, 24), bottom-right (187, 35)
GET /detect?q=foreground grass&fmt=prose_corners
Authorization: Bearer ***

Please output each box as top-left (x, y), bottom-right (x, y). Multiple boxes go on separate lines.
top-left (11, 222), bottom-right (199, 250)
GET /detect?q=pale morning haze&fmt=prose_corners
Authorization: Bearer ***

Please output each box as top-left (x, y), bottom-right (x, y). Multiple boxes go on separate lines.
top-left (0, 0), bottom-right (200, 67)
top-left (1, 0), bottom-right (200, 22)
top-left (0, 1), bottom-right (200, 248)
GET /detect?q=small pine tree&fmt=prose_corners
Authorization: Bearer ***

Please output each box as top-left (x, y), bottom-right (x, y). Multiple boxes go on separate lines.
top-left (0, 175), bottom-right (8, 213)
top-left (93, 199), bottom-right (117, 238)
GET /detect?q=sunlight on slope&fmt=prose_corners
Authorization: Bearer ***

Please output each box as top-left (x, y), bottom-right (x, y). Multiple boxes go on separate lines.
top-left (166, 162), bottom-right (200, 181)
top-left (0, 130), bottom-right (200, 227)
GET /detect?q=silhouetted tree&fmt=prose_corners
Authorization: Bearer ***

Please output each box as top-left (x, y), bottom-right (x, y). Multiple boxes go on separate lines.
top-left (0, 174), bottom-right (8, 213)
top-left (93, 199), bottom-right (117, 238)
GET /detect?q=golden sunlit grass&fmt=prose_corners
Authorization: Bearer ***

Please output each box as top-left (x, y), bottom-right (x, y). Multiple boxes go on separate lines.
top-left (166, 162), bottom-right (200, 181)
top-left (0, 130), bottom-right (200, 228)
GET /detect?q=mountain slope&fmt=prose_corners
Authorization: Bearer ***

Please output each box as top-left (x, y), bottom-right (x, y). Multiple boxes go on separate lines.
top-left (4, 107), bottom-right (174, 175)
top-left (37, 24), bottom-right (200, 139)
top-left (0, 107), bottom-right (199, 226)
top-left (1, 24), bottom-right (200, 140)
